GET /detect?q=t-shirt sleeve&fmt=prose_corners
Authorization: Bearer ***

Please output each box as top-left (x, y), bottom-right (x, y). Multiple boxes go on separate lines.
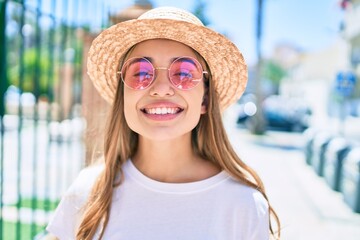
top-left (46, 193), bottom-right (84, 239)
top-left (46, 164), bottom-right (103, 240)
top-left (229, 179), bottom-right (271, 240)
top-left (248, 191), bottom-right (270, 240)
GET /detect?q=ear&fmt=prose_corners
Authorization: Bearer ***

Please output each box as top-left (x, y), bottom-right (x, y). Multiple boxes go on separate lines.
top-left (201, 94), bottom-right (208, 114)
top-left (201, 104), bottom-right (207, 114)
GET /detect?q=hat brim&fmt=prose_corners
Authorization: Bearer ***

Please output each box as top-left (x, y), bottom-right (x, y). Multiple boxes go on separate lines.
top-left (87, 19), bottom-right (247, 110)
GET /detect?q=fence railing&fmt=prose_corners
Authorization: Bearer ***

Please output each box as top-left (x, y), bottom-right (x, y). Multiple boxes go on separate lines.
top-left (0, 0), bottom-right (109, 239)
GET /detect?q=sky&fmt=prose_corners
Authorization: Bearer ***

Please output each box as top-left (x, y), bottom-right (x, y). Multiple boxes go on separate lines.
top-left (20, 0), bottom-right (344, 66)
top-left (108, 0), bottom-right (344, 66)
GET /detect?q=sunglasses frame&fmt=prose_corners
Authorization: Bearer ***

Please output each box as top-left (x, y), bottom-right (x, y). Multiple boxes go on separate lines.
top-left (119, 56), bottom-right (208, 90)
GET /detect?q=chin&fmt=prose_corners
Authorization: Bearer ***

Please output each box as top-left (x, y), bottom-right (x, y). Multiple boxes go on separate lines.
top-left (138, 128), bottom-right (194, 142)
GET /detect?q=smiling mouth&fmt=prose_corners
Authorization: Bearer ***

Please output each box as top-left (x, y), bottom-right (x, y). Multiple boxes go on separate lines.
top-left (141, 107), bottom-right (184, 115)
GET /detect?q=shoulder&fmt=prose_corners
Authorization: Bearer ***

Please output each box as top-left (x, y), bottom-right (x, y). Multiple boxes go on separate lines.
top-left (211, 175), bottom-right (270, 238)
top-left (46, 164), bottom-right (104, 239)
top-left (220, 176), bottom-right (269, 216)
top-left (65, 163), bottom-right (104, 198)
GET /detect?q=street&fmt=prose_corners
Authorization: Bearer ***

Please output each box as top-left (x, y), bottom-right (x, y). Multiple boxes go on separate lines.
top-left (225, 122), bottom-right (360, 240)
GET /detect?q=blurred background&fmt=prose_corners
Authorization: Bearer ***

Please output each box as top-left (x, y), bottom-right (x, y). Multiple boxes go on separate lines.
top-left (0, 0), bottom-right (360, 239)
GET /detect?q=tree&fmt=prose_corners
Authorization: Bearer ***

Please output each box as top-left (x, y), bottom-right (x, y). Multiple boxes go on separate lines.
top-left (8, 48), bottom-right (51, 94)
top-left (0, 0), bottom-right (7, 117)
top-left (262, 60), bottom-right (287, 94)
top-left (249, 0), bottom-right (266, 135)
top-left (192, 0), bottom-right (210, 26)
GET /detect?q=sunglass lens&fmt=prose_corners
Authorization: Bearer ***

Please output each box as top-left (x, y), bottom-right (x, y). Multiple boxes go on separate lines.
top-left (121, 58), bottom-right (154, 89)
top-left (169, 58), bottom-right (203, 90)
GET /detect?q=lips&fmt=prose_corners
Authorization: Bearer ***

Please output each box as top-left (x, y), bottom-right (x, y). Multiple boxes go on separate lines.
top-left (140, 103), bottom-right (184, 120)
top-left (142, 107), bottom-right (183, 115)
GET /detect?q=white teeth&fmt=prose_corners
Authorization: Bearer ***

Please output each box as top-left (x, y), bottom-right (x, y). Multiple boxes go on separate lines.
top-left (145, 107), bottom-right (180, 115)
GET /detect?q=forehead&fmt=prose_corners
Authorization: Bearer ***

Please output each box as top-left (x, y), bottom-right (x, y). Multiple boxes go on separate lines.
top-left (129, 39), bottom-right (198, 58)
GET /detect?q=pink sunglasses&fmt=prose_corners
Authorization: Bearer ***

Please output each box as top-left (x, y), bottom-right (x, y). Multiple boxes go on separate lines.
top-left (119, 56), bottom-right (208, 90)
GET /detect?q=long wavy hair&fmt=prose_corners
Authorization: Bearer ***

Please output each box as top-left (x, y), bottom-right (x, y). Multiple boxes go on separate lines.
top-left (76, 47), bottom-right (281, 239)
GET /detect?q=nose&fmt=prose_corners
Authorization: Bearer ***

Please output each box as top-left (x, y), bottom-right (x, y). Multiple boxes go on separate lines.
top-left (149, 69), bottom-right (175, 97)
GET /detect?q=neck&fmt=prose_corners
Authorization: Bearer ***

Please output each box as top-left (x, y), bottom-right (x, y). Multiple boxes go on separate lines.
top-left (132, 134), bottom-right (220, 183)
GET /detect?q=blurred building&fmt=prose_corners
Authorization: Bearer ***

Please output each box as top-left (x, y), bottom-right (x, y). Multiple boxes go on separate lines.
top-left (276, 0), bottom-right (360, 130)
top-left (110, 0), bottom-right (153, 23)
top-left (341, 0), bottom-right (360, 96)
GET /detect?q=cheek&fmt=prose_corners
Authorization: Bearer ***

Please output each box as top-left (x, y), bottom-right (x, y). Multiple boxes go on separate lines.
top-left (123, 89), bottom-right (139, 127)
top-left (183, 89), bottom-right (206, 125)
top-left (194, 87), bottom-right (206, 113)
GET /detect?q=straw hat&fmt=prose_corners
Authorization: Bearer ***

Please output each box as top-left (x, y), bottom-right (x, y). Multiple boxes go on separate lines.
top-left (87, 6), bottom-right (247, 110)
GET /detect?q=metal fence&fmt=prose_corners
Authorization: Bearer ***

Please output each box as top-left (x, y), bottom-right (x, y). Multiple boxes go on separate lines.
top-left (0, 0), bottom-right (109, 239)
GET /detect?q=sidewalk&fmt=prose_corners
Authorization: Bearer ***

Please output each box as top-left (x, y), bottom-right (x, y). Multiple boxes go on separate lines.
top-left (226, 126), bottom-right (360, 240)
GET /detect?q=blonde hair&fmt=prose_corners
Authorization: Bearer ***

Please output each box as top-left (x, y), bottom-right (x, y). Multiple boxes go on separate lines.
top-left (76, 50), bottom-right (281, 239)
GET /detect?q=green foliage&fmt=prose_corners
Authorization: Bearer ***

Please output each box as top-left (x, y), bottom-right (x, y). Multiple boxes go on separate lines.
top-left (193, 0), bottom-right (210, 26)
top-left (6, 18), bottom-right (85, 99)
top-left (8, 48), bottom-right (54, 95)
top-left (10, 198), bottom-right (60, 211)
top-left (3, 221), bottom-right (46, 240)
top-left (1, 198), bottom-right (60, 239)
top-left (261, 60), bottom-right (287, 86)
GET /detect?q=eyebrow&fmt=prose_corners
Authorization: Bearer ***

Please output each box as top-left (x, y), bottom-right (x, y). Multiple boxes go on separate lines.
top-left (143, 56), bottom-right (197, 66)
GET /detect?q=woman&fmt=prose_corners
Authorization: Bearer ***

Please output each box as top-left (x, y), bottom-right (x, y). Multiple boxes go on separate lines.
top-left (47, 7), bottom-right (280, 240)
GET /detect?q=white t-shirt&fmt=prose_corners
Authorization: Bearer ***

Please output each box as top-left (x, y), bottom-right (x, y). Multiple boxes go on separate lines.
top-left (46, 160), bottom-right (269, 240)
